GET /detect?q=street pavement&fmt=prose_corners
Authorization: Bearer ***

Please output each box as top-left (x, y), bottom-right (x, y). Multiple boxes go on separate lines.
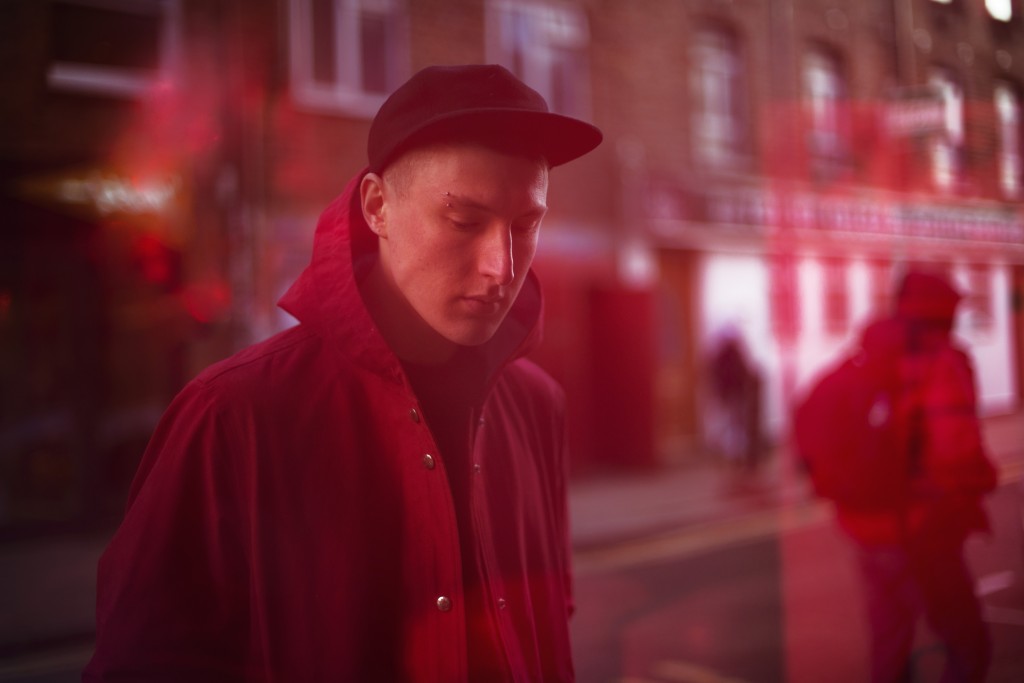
top-left (0, 411), bottom-right (1021, 681)
top-left (571, 409), bottom-right (1024, 555)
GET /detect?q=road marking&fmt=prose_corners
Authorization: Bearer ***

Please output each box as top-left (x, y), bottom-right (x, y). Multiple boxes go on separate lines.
top-left (976, 570), bottom-right (1014, 596)
top-left (649, 659), bottom-right (751, 683)
top-left (574, 502), bottom-right (831, 575)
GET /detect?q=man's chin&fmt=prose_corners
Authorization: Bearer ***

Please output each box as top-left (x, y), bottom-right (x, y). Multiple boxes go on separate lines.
top-left (442, 322), bottom-right (503, 348)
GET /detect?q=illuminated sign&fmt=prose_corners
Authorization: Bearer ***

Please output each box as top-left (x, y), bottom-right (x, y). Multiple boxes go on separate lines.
top-left (17, 169), bottom-right (181, 217)
top-left (55, 174), bottom-right (178, 215)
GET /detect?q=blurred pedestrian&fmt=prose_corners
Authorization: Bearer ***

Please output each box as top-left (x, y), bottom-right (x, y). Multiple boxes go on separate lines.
top-left (84, 64), bottom-right (601, 682)
top-left (796, 269), bottom-right (997, 683)
top-left (707, 328), bottom-right (763, 473)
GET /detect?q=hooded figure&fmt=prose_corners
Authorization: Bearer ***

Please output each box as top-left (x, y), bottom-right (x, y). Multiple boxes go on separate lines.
top-left (836, 269), bottom-right (997, 683)
top-left (85, 64), bottom-right (602, 682)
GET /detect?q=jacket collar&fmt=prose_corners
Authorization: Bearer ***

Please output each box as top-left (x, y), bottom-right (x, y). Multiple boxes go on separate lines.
top-left (277, 170), bottom-right (545, 386)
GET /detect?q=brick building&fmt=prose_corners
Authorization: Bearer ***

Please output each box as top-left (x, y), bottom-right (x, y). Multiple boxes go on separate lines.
top-left (1, 0), bottom-right (1022, 532)
top-left (620, 0), bottom-right (1024, 461)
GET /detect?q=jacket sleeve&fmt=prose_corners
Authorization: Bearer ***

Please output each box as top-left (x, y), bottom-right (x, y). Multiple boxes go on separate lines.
top-left (921, 348), bottom-right (997, 497)
top-left (553, 386), bottom-right (574, 620)
top-left (83, 379), bottom-right (251, 682)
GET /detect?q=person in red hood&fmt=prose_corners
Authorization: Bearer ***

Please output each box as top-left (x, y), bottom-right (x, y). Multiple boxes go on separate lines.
top-left (84, 64), bottom-right (601, 682)
top-left (835, 270), bottom-right (997, 683)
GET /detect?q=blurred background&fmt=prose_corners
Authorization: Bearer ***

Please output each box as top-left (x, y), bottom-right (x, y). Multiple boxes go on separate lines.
top-left (0, 0), bottom-right (1022, 681)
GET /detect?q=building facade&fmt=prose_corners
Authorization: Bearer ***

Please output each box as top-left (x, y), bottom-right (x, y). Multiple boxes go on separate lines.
top-left (1, 0), bottom-right (1022, 534)
top-left (591, 0), bottom-right (1024, 460)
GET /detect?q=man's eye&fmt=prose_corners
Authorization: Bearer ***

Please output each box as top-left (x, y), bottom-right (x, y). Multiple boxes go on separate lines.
top-left (451, 219), bottom-right (479, 231)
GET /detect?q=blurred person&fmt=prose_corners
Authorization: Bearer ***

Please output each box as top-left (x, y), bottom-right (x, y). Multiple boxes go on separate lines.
top-left (796, 270), bottom-right (997, 683)
top-left (84, 64), bottom-right (601, 682)
top-left (706, 327), bottom-right (763, 473)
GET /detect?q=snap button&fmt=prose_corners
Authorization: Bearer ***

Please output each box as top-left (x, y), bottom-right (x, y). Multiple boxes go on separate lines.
top-left (423, 453), bottom-right (435, 470)
top-left (436, 596), bottom-right (452, 612)
top-left (409, 408), bottom-right (420, 423)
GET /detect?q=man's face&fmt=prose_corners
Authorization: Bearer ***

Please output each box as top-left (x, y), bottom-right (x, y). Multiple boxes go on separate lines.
top-left (365, 143), bottom-right (549, 352)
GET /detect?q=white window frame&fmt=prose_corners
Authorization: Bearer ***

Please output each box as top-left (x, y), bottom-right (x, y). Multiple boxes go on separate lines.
top-left (46, 0), bottom-right (181, 99)
top-left (486, 0), bottom-right (592, 119)
top-left (803, 48), bottom-right (847, 163)
top-left (994, 81), bottom-right (1022, 198)
top-left (691, 26), bottom-right (747, 169)
top-left (929, 68), bottom-right (964, 192)
top-left (288, 0), bottom-right (408, 116)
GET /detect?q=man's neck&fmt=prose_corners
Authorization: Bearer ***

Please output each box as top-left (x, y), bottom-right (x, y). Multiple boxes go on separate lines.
top-left (359, 259), bottom-right (459, 365)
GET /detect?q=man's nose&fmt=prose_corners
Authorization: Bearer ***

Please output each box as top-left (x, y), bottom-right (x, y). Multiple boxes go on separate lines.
top-left (479, 225), bottom-right (514, 286)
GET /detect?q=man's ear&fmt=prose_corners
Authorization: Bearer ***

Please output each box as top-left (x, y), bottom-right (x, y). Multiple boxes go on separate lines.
top-left (360, 173), bottom-right (387, 238)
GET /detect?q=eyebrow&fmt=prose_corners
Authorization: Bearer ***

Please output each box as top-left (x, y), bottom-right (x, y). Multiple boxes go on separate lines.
top-left (441, 192), bottom-right (548, 217)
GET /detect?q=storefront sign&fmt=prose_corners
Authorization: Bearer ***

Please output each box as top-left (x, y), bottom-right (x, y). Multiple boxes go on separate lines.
top-left (885, 87), bottom-right (947, 137)
top-left (649, 182), bottom-right (1024, 245)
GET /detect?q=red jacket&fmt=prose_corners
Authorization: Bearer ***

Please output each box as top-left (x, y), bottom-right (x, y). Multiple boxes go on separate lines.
top-left (835, 339), bottom-right (997, 547)
top-left (84, 172), bottom-right (575, 682)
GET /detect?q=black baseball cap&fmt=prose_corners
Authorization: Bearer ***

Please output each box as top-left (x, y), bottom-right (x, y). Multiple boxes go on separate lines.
top-left (367, 64), bottom-right (603, 173)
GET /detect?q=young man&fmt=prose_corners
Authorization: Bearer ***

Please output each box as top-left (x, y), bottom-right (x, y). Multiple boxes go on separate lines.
top-left (84, 64), bottom-right (601, 682)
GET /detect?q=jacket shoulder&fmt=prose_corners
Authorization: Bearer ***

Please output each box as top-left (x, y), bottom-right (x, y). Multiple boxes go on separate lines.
top-left (192, 324), bottom-right (323, 393)
top-left (501, 357), bottom-right (565, 403)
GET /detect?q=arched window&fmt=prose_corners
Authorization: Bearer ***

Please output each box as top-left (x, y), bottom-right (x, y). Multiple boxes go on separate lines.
top-left (690, 25), bottom-right (749, 169)
top-left (928, 67), bottom-right (964, 192)
top-left (802, 47), bottom-right (849, 172)
top-left (994, 80), bottom-right (1022, 198)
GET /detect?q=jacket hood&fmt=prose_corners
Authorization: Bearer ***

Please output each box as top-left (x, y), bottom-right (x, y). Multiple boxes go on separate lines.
top-left (277, 170), bottom-right (545, 385)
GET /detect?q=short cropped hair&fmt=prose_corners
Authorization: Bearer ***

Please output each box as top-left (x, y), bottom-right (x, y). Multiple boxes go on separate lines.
top-left (381, 133), bottom-right (548, 198)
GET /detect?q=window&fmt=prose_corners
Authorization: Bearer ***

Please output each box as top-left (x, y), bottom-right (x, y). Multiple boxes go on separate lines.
top-left (691, 26), bottom-right (749, 169)
top-left (487, 1), bottom-right (591, 118)
top-left (929, 68), bottom-right (964, 192)
top-left (803, 47), bottom-right (848, 171)
top-left (994, 81), bottom-right (1022, 198)
top-left (288, 0), bottom-right (408, 115)
top-left (46, 0), bottom-right (181, 98)
top-left (986, 0), bottom-right (1013, 21)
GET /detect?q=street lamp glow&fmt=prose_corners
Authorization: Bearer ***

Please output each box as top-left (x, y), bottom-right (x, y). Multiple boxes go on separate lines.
top-left (986, 0), bottom-right (1013, 21)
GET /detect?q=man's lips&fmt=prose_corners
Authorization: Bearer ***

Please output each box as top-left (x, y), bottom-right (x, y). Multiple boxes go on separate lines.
top-left (461, 294), bottom-right (506, 315)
